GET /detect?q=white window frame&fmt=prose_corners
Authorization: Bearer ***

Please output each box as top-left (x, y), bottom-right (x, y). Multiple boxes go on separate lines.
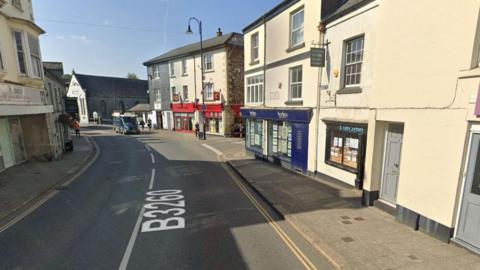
top-left (246, 74), bottom-right (264, 104)
top-left (343, 36), bottom-right (364, 88)
top-left (204, 53), bottom-right (214, 71)
top-left (170, 62), bottom-right (175, 77)
top-left (12, 30), bottom-right (28, 76)
top-left (290, 8), bottom-right (304, 47)
top-left (251, 32), bottom-right (259, 62)
top-left (289, 66), bottom-right (303, 101)
top-left (154, 88), bottom-right (161, 101)
top-left (182, 85), bottom-right (188, 101)
top-left (27, 33), bottom-right (42, 79)
top-left (153, 65), bottom-right (160, 79)
top-left (205, 83), bottom-right (214, 100)
top-left (182, 59), bottom-right (187, 75)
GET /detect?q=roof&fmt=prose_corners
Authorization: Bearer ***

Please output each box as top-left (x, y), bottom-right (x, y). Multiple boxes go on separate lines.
top-left (44, 68), bottom-right (65, 86)
top-left (322, 0), bottom-right (374, 22)
top-left (243, 0), bottom-right (300, 34)
top-left (143, 32), bottom-right (243, 66)
top-left (128, 103), bottom-right (151, 112)
top-left (74, 73), bottom-right (148, 98)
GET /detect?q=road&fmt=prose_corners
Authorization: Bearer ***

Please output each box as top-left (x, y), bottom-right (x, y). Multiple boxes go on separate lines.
top-left (0, 126), bottom-right (334, 270)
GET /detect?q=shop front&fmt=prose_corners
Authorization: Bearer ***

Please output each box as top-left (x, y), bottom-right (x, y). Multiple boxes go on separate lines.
top-left (197, 104), bottom-right (224, 135)
top-left (323, 121), bottom-right (367, 189)
top-left (241, 108), bottom-right (312, 172)
top-left (171, 103), bottom-right (195, 132)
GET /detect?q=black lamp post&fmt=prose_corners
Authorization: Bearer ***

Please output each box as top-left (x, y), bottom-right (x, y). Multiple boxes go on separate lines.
top-left (186, 17), bottom-right (206, 140)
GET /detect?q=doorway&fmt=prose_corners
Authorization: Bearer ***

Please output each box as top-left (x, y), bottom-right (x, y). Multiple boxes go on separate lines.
top-left (457, 133), bottom-right (480, 251)
top-left (380, 124), bottom-right (404, 205)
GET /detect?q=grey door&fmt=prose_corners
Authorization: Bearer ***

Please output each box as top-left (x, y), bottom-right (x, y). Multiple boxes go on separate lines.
top-left (381, 124), bottom-right (404, 204)
top-left (457, 134), bottom-right (480, 249)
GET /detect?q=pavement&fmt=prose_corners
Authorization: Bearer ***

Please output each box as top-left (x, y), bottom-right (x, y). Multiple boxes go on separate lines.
top-left (180, 130), bottom-right (480, 270)
top-left (0, 126), bottom-right (335, 270)
top-left (0, 133), bottom-right (97, 229)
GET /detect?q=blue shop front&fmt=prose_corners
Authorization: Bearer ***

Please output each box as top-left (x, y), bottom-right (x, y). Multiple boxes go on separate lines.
top-left (241, 108), bottom-right (313, 173)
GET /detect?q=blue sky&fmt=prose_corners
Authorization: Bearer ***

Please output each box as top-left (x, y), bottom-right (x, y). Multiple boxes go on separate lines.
top-left (34, 0), bottom-right (279, 79)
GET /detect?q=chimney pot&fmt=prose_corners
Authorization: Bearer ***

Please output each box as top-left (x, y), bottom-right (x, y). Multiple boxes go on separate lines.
top-left (217, 28), bottom-right (223, 37)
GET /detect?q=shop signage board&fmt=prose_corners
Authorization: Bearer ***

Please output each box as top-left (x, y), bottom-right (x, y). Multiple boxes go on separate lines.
top-left (240, 108), bottom-right (312, 123)
top-left (0, 84), bottom-right (46, 105)
top-left (310, 48), bottom-right (326, 67)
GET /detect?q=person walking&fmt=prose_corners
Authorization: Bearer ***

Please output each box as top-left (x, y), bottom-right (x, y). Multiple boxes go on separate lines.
top-left (195, 122), bottom-right (200, 138)
top-left (147, 118), bottom-right (152, 131)
top-left (73, 120), bottom-right (81, 137)
top-left (139, 119), bottom-right (145, 131)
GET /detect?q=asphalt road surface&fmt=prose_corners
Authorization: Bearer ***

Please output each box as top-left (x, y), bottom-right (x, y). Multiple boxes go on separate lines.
top-left (0, 126), bottom-right (334, 270)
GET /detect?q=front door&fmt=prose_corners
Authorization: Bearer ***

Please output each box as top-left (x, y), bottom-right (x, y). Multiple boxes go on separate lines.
top-left (8, 118), bottom-right (26, 163)
top-left (381, 124), bottom-right (404, 204)
top-left (457, 133), bottom-right (480, 249)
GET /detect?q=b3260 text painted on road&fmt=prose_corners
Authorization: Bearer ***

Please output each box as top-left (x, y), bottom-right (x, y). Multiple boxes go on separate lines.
top-left (141, 190), bottom-right (185, 233)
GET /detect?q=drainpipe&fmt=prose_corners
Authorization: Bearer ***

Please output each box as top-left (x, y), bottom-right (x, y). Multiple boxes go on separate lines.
top-left (314, 22), bottom-right (327, 174)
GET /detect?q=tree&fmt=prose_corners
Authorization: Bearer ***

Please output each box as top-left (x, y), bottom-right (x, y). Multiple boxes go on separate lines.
top-left (127, 73), bottom-right (139, 80)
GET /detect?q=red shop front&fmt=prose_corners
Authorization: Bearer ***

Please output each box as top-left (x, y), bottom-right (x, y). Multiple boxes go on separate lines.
top-left (197, 104), bottom-right (224, 134)
top-left (172, 103), bottom-right (195, 132)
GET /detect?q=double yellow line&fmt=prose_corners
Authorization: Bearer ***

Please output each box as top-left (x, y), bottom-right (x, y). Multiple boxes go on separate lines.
top-left (222, 163), bottom-right (318, 270)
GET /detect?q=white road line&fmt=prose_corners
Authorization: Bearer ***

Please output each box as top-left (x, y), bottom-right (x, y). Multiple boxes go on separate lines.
top-left (148, 169), bottom-right (156, 190)
top-left (150, 153), bottom-right (155, 164)
top-left (118, 207), bottom-right (145, 270)
top-left (201, 144), bottom-right (223, 156)
top-left (145, 144), bottom-right (151, 152)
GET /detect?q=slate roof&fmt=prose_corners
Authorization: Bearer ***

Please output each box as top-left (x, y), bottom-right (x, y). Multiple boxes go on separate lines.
top-left (322, 0), bottom-right (374, 22)
top-left (128, 103), bottom-right (151, 112)
top-left (74, 73), bottom-right (148, 98)
top-left (143, 32), bottom-right (243, 66)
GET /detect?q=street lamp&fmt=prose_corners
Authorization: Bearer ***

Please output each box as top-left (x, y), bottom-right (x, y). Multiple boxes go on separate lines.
top-left (186, 17), bottom-right (206, 140)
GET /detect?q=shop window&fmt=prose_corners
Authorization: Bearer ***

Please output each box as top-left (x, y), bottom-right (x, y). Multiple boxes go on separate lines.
top-left (270, 121), bottom-right (292, 158)
top-left (246, 119), bottom-right (263, 150)
top-left (325, 123), bottom-right (366, 172)
top-left (246, 74), bottom-right (264, 103)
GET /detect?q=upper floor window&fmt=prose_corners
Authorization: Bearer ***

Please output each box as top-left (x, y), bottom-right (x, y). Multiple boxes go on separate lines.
top-left (12, 0), bottom-right (22, 9)
top-left (154, 88), bottom-right (161, 101)
top-left (153, 65), bottom-right (160, 79)
top-left (343, 36), bottom-right (364, 87)
top-left (246, 74), bottom-right (264, 104)
top-left (0, 44), bottom-right (4, 71)
top-left (170, 62), bottom-right (175, 77)
top-left (182, 85), bottom-right (188, 101)
top-left (205, 83), bottom-right (214, 100)
top-left (204, 54), bottom-right (214, 71)
top-left (290, 8), bottom-right (304, 47)
top-left (251, 32), bottom-right (259, 62)
top-left (13, 31), bottom-right (27, 75)
top-left (289, 66), bottom-right (303, 100)
top-left (182, 59), bottom-right (187, 75)
top-left (28, 34), bottom-right (42, 78)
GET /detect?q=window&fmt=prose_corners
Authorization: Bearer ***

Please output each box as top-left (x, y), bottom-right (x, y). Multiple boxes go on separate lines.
top-left (344, 36), bottom-right (364, 87)
top-left (290, 8), bottom-right (304, 47)
top-left (246, 119), bottom-right (263, 150)
top-left (205, 83), bottom-right (214, 100)
top-left (246, 74), bottom-right (264, 103)
top-left (12, 0), bottom-right (22, 9)
top-left (153, 65), bottom-right (160, 79)
top-left (289, 66), bottom-right (303, 100)
top-left (204, 54), bottom-right (213, 71)
top-left (154, 88), bottom-right (161, 101)
top-left (170, 62), bottom-right (175, 77)
top-left (182, 85), bottom-right (188, 101)
top-left (251, 32), bottom-right (259, 62)
top-left (0, 44), bottom-right (4, 70)
top-left (270, 121), bottom-right (292, 158)
top-left (325, 123), bottom-right (367, 172)
top-left (182, 59), bottom-right (187, 75)
top-left (13, 31), bottom-right (27, 75)
top-left (28, 34), bottom-right (42, 78)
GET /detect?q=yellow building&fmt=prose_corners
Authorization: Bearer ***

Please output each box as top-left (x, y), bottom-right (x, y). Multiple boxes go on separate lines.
top-left (0, 0), bottom-right (53, 171)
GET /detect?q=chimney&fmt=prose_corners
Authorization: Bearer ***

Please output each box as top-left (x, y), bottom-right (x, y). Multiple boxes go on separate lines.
top-left (216, 28), bottom-right (223, 37)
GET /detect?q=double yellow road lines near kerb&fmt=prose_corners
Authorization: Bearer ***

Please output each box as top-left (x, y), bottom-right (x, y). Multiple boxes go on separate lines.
top-left (222, 163), bottom-right (319, 270)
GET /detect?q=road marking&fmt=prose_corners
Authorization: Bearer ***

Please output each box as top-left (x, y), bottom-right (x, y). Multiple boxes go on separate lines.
top-left (150, 153), bottom-right (155, 164)
top-left (119, 206), bottom-right (145, 270)
top-left (148, 169), bottom-right (156, 190)
top-left (145, 144), bottom-right (151, 152)
top-left (222, 163), bottom-right (319, 270)
top-left (201, 144), bottom-right (223, 156)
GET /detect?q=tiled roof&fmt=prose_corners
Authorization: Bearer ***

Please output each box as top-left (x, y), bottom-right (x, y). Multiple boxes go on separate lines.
top-left (74, 73), bottom-right (148, 98)
top-left (322, 0), bottom-right (374, 22)
top-left (143, 32), bottom-right (243, 66)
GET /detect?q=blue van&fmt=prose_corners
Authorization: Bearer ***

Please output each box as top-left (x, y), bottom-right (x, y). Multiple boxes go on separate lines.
top-left (113, 114), bottom-right (140, 135)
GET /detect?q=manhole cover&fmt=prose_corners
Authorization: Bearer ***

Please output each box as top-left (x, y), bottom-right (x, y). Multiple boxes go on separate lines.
top-left (55, 186), bottom-right (68, 190)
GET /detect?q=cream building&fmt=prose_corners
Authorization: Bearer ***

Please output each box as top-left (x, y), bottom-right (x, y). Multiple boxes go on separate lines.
top-left (144, 30), bottom-right (244, 136)
top-left (0, 0), bottom-right (55, 171)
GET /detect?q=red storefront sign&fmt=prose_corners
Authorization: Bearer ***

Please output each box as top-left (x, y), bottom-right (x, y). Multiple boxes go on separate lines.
top-left (197, 103), bottom-right (224, 118)
top-left (171, 103), bottom-right (196, 113)
top-left (213, 91), bottom-right (221, 101)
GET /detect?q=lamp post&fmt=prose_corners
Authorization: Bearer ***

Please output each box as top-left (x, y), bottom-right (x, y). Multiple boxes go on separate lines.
top-left (186, 17), bottom-right (206, 140)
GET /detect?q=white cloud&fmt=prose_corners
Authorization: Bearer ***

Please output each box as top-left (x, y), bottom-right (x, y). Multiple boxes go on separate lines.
top-left (55, 34), bottom-right (93, 45)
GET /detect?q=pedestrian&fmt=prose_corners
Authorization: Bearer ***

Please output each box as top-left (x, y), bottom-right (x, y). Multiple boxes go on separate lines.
top-left (195, 122), bottom-right (200, 138)
top-left (147, 118), bottom-right (152, 131)
top-left (239, 123), bottom-right (244, 138)
top-left (139, 119), bottom-right (145, 130)
top-left (73, 120), bottom-right (81, 137)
